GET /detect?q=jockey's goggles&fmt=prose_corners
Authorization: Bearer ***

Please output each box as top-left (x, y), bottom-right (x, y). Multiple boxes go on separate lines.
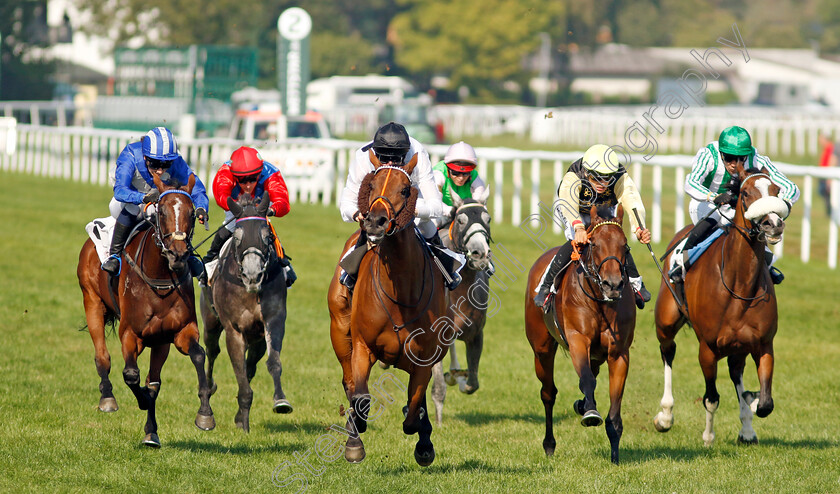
top-left (374, 148), bottom-right (407, 165)
top-left (721, 152), bottom-right (749, 164)
top-left (237, 173), bottom-right (260, 184)
top-left (587, 170), bottom-right (616, 183)
top-left (449, 169), bottom-right (471, 178)
top-left (146, 157), bottom-right (172, 170)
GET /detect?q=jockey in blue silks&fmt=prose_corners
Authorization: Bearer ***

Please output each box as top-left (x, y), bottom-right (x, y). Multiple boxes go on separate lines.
top-left (101, 126), bottom-right (209, 276)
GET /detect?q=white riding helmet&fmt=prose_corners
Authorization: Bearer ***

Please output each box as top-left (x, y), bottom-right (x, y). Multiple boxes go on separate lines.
top-left (444, 141), bottom-right (478, 170)
top-left (582, 144), bottom-right (621, 176)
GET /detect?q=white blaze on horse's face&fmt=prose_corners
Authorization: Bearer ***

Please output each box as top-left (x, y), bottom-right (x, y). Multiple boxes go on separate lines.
top-left (743, 176), bottom-right (788, 245)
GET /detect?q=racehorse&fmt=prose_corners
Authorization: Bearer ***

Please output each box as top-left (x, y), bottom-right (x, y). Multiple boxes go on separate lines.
top-left (77, 173), bottom-right (215, 447)
top-left (431, 189), bottom-right (492, 424)
top-left (200, 193), bottom-right (291, 433)
top-left (524, 205), bottom-right (636, 464)
top-left (652, 167), bottom-right (787, 446)
top-left (327, 151), bottom-right (447, 466)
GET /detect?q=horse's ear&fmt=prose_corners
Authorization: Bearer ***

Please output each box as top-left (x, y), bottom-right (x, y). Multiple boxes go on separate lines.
top-left (448, 182), bottom-right (463, 208)
top-left (589, 205), bottom-right (600, 223)
top-left (404, 152), bottom-right (418, 175)
top-left (369, 149), bottom-right (382, 169)
top-left (477, 184), bottom-right (490, 205)
top-left (152, 172), bottom-right (166, 192)
top-left (615, 204), bottom-right (624, 224)
top-left (257, 193), bottom-right (270, 217)
top-left (228, 196), bottom-right (243, 218)
top-left (185, 173), bottom-right (195, 194)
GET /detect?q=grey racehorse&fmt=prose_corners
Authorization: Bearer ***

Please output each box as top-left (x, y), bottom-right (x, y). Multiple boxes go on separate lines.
top-left (200, 193), bottom-right (292, 432)
top-left (431, 186), bottom-right (492, 424)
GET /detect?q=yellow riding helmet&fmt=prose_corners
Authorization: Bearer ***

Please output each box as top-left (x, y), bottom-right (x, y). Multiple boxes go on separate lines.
top-left (582, 144), bottom-right (621, 176)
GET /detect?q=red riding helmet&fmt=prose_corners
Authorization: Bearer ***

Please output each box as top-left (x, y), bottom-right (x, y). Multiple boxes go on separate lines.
top-left (229, 146), bottom-right (264, 177)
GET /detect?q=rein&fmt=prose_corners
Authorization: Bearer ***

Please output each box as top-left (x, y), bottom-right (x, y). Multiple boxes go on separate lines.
top-left (123, 229), bottom-right (191, 292)
top-left (446, 203), bottom-right (492, 253)
top-left (221, 216), bottom-right (282, 289)
top-left (573, 221), bottom-right (627, 304)
top-left (369, 166), bottom-right (412, 236)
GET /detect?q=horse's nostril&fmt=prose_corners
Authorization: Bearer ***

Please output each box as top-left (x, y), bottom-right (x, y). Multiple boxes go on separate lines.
top-left (377, 216), bottom-right (387, 227)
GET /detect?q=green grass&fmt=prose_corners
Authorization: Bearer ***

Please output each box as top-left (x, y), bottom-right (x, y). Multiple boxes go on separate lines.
top-left (1, 171), bottom-right (840, 493)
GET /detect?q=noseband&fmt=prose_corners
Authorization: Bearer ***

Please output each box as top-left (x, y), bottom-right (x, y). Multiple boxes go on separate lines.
top-left (232, 216), bottom-right (273, 285)
top-left (577, 221), bottom-right (627, 303)
top-left (448, 203), bottom-right (492, 253)
top-left (734, 173), bottom-right (784, 241)
top-left (153, 189), bottom-right (195, 256)
top-left (368, 166), bottom-right (412, 236)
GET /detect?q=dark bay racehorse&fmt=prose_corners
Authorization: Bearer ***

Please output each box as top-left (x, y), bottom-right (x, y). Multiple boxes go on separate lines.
top-left (653, 168), bottom-right (787, 446)
top-left (328, 151), bottom-right (446, 466)
top-left (200, 193), bottom-right (291, 433)
top-left (77, 174), bottom-right (215, 447)
top-left (524, 205), bottom-right (635, 464)
top-left (431, 189), bottom-right (492, 424)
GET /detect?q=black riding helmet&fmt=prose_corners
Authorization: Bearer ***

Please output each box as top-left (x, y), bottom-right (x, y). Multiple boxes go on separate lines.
top-left (362, 122), bottom-right (410, 164)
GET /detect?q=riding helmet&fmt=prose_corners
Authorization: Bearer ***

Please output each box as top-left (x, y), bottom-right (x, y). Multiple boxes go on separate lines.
top-left (142, 127), bottom-right (179, 161)
top-left (718, 126), bottom-right (753, 156)
top-left (363, 122), bottom-right (410, 157)
top-left (582, 144), bottom-right (621, 175)
top-left (444, 141), bottom-right (478, 173)
top-left (229, 146), bottom-right (265, 177)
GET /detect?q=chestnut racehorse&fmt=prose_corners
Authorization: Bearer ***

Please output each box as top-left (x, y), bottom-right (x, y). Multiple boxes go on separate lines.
top-left (525, 205), bottom-right (635, 464)
top-left (77, 174), bottom-right (215, 447)
top-left (653, 167), bottom-right (787, 446)
top-left (328, 151), bottom-right (447, 466)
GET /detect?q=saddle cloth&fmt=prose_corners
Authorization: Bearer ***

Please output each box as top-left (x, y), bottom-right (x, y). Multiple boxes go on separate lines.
top-left (667, 228), bottom-right (725, 279)
top-left (85, 217), bottom-right (116, 264)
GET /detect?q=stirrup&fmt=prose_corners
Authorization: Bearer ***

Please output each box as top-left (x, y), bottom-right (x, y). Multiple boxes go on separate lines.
top-left (769, 266), bottom-right (784, 285)
top-left (101, 254), bottom-right (121, 276)
top-left (339, 271), bottom-right (356, 290)
top-left (668, 264), bottom-right (684, 283)
top-left (284, 265), bottom-right (297, 288)
top-left (446, 271), bottom-right (462, 291)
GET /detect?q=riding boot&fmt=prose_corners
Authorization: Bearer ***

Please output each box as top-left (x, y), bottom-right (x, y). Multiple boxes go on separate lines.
top-left (765, 248), bottom-right (784, 285)
top-left (427, 232), bottom-right (462, 290)
top-left (534, 241), bottom-right (574, 309)
top-left (188, 256), bottom-right (204, 278)
top-left (101, 222), bottom-right (132, 276)
top-left (339, 231), bottom-right (368, 290)
top-left (202, 227), bottom-right (233, 265)
top-left (625, 249), bottom-right (651, 309)
top-left (668, 218), bottom-right (716, 282)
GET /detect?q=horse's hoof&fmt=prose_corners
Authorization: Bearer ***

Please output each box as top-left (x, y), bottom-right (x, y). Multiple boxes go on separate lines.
top-left (378, 361), bottom-right (390, 370)
top-left (573, 399), bottom-right (586, 416)
top-left (543, 440), bottom-right (556, 457)
top-left (414, 446), bottom-right (436, 467)
top-left (345, 444), bottom-right (366, 463)
top-left (737, 434), bottom-right (758, 445)
top-left (444, 372), bottom-right (457, 386)
top-left (98, 397), bottom-right (118, 413)
top-left (581, 410), bottom-right (603, 427)
top-left (273, 399), bottom-right (293, 414)
top-left (142, 433), bottom-right (161, 448)
top-left (653, 412), bottom-right (673, 432)
top-left (195, 413), bottom-right (216, 431)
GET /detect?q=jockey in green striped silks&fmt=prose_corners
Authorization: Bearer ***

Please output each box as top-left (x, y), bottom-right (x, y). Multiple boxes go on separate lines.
top-left (672, 125), bottom-right (800, 284)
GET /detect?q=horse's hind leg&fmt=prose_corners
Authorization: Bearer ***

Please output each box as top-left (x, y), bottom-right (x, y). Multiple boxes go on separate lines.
top-left (225, 329), bottom-right (253, 432)
top-left (463, 329), bottom-right (483, 394)
top-left (431, 361), bottom-right (447, 425)
top-left (174, 323), bottom-right (216, 431)
top-left (265, 314), bottom-right (292, 414)
top-left (83, 293), bottom-right (118, 412)
top-left (699, 343), bottom-right (720, 447)
top-left (200, 292), bottom-right (223, 397)
top-left (653, 339), bottom-right (677, 432)
top-left (605, 353), bottom-right (629, 465)
top-left (728, 354), bottom-right (757, 444)
top-left (532, 341), bottom-right (559, 456)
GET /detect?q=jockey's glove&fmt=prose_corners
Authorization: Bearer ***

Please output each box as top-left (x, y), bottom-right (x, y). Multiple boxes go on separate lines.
top-left (143, 189), bottom-right (160, 203)
top-left (195, 207), bottom-right (208, 224)
top-left (713, 191), bottom-right (737, 207)
top-left (267, 207), bottom-right (276, 217)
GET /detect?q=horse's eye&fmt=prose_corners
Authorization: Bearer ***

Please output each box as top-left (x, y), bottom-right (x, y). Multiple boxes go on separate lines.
top-left (481, 212), bottom-right (491, 224)
top-left (457, 213), bottom-right (468, 225)
top-left (402, 186), bottom-right (411, 197)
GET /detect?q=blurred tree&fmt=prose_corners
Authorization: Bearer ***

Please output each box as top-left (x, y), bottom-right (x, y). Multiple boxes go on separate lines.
top-left (817, 0), bottom-right (840, 52)
top-left (0, 0), bottom-right (56, 100)
top-left (389, 0), bottom-right (564, 101)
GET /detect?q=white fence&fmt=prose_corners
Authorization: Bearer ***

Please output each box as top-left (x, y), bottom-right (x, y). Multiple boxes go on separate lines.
top-left (3, 124), bottom-right (840, 268)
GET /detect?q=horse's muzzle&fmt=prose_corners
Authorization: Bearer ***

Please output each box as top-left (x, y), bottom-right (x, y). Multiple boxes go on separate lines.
top-left (363, 214), bottom-right (390, 245)
top-left (760, 215), bottom-right (785, 245)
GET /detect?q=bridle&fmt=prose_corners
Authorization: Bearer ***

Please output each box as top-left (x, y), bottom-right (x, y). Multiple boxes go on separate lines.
top-left (575, 220), bottom-right (628, 303)
top-left (224, 215), bottom-right (280, 290)
top-left (367, 165), bottom-right (412, 236)
top-left (447, 202), bottom-right (492, 252)
top-left (152, 189), bottom-right (195, 260)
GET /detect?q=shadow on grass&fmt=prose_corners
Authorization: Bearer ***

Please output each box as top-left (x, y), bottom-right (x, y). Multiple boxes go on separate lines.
top-left (758, 436), bottom-right (839, 449)
top-left (616, 445), bottom-right (739, 464)
top-left (379, 458), bottom-right (535, 476)
top-left (455, 408), bottom-right (574, 426)
top-left (261, 420), bottom-right (331, 435)
top-left (166, 438), bottom-right (307, 455)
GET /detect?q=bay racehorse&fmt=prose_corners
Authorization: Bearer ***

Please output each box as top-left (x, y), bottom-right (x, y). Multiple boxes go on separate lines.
top-left (328, 151), bottom-right (447, 466)
top-left (200, 193), bottom-right (291, 433)
top-left (653, 167), bottom-right (787, 446)
top-left (77, 173), bottom-right (215, 447)
top-left (431, 188), bottom-right (492, 424)
top-left (524, 205), bottom-right (635, 464)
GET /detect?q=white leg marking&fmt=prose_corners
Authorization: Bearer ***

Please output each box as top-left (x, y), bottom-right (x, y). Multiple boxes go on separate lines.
top-left (653, 360), bottom-right (675, 431)
top-left (702, 397), bottom-right (719, 447)
top-left (735, 379), bottom-right (757, 443)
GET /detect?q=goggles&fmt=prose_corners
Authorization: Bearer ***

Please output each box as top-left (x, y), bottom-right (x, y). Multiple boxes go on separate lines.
top-left (237, 173), bottom-right (260, 184)
top-left (449, 169), bottom-right (471, 178)
top-left (146, 157), bottom-right (172, 170)
top-left (721, 152), bottom-right (749, 164)
top-left (374, 149), bottom-right (407, 165)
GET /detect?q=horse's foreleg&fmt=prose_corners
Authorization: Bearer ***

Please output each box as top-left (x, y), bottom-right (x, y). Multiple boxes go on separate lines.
top-left (568, 334), bottom-right (601, 427)
top-left (653, 340), bottom-right (677, 432)
top-left (699, 343), bottom-right (720, 447)
top-left (606, 352), bottom-right (629, 465)
top-left (414, 395), bottom-right (435, 467)
top-left (431, 361), bottom-right (446, 425)
top-left (403, 368), bottom-right (435, 466)
top-left (349, 337), bottom-right (376, 434)
top-left (265, 314), bottom-right (292, 414)
top-left (753, 345), bottom-right (775, 418)
top-left (121, 331), bottom-right (156, 446)
top-left (174, 324), bottom-right (215, 431)
top-left (727, 354), bottom-right (758, 444)
top-left (84, 294), bottom-right (117, 412)
top-left (138, 344), bottom-right (169, 447)
top-left (224, 329), bottom-right (252, 432)
top-left (532, 342), bottom-right (559, 456)
top-left (463, 329), bottom-right (483, 394)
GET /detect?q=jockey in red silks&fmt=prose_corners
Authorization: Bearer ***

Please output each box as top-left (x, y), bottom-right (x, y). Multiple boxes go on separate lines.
top-left (201, 146), bottom-right (296, 286)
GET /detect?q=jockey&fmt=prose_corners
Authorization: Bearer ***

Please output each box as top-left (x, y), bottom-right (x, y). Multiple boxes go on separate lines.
top-left (338, 121), bottom-right (461, 290)
top-left (201, 146), bottom-right (296, 287)
top-left (534, 143), bottom-right (652, 310)
top-left (671, 126), bottom-right (800, 284)
top-left (102, 126), bottom-right (208, 277)
top-left (432, 141), bottom-right (488, 210)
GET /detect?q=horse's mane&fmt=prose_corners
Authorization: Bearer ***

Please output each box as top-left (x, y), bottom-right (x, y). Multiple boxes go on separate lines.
top-left (356, 171), bottom-right (418, 231)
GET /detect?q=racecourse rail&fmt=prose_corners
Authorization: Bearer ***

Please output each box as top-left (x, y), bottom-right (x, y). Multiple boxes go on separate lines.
top-left (3, 124), bottom-right (840, 268)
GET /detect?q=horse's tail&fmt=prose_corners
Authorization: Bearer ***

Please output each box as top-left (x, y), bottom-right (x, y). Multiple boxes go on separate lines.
top-left (77, 310), bottom-right (118, 338)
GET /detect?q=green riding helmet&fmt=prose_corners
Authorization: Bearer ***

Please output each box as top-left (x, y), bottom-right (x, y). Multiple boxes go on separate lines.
top-left (718, 126), bottom-right (754, 156)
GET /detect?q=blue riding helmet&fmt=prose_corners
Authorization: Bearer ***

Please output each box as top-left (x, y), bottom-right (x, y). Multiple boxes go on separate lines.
top-left (142, 127), bottom-right (180, 161)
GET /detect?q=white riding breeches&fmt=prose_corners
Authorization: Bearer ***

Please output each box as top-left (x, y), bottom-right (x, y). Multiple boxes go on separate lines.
top-left (689, 199), bottom-right (735, 226)
top-left (109, 197), bottom-right (141, 220)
